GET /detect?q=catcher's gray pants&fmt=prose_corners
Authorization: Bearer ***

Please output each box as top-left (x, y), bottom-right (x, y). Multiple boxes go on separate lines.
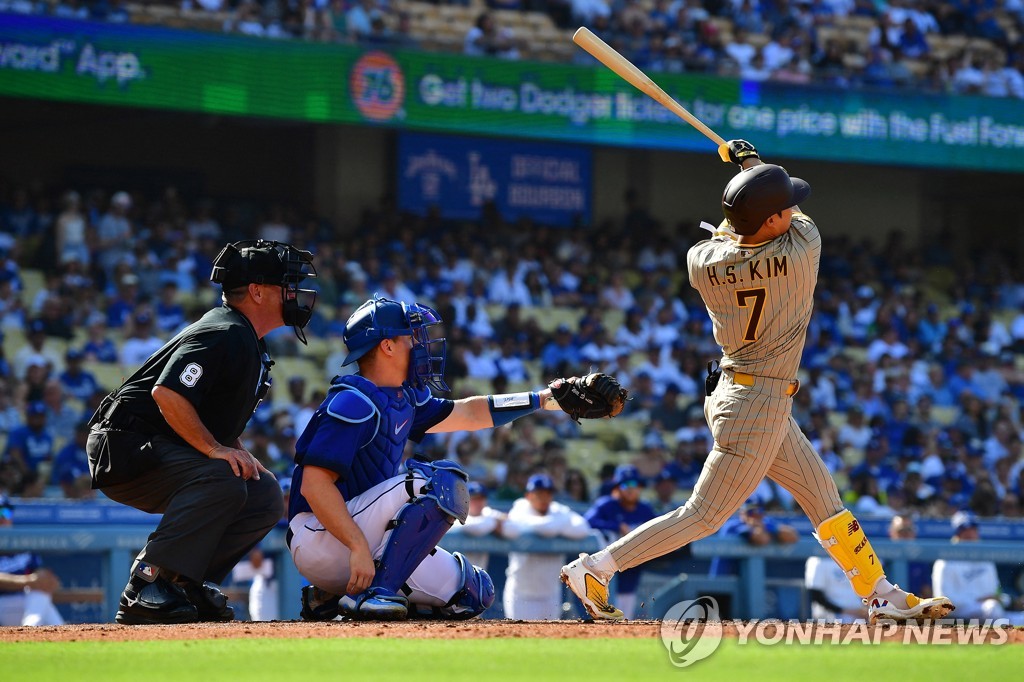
top-left (101, 436), bottom-right (284, 584)
top-left (608, 372), bottom-right (844, 570)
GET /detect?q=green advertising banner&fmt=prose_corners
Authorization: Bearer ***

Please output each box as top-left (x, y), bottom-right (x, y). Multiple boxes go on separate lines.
top-left (2, 14), bottom-right (1023, 171)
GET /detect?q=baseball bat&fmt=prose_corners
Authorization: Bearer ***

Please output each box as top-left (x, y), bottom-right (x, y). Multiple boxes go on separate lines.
top-left (572, 27), bottom-right (731, 163)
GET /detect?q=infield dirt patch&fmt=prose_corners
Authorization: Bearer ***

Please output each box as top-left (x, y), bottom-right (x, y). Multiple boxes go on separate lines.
top-left (1, 620), bottom-right (1021, 643)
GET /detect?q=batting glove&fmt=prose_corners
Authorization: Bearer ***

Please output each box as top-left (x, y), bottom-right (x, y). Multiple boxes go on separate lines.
top-left (727, 139), bottom-right (760, 167)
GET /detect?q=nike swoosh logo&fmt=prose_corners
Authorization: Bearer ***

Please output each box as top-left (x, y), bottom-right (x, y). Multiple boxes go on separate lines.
top-left (395, 419), bottom-right (409, 435)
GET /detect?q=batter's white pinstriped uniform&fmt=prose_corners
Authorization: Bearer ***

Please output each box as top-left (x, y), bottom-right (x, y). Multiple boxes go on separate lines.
top-left (605, 212), bottom-right (844, 571)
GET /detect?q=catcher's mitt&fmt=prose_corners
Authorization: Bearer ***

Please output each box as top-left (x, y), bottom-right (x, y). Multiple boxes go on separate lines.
top-left (548, 373), bottom-right (628, 423)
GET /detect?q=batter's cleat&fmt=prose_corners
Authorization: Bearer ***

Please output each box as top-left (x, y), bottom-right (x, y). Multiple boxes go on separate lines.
top-left (560, 554), bottom-right (624, 621)
top-left (300, 585), bottom-right (341, 621)
top-left (340, 588), bottom-right (409, 621)
top-left (115, 564), bottom-right (199, 625)
top-left (180, 581), bottom-right (235, 622)
top-left (868, 593), bottom-right (955, 625)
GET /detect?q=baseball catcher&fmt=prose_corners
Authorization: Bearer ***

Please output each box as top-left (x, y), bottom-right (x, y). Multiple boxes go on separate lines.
top-left (287, 295), bottom-right (626, 621)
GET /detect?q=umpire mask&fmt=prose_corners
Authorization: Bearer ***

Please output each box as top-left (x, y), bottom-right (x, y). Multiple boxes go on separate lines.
top-left (210, 239), bottom-right (318, 345)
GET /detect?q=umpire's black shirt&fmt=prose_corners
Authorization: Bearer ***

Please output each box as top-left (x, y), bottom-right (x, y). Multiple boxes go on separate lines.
top-left (111, 305), bottom-right (270, 446)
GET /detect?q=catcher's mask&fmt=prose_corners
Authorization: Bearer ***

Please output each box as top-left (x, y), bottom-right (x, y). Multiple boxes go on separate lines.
top-left (210, 239), bottom-right (318, 345)
top-left (342, 295), bottom-right (449, 393)
top-left (722, 164), bottom-right (810, 235)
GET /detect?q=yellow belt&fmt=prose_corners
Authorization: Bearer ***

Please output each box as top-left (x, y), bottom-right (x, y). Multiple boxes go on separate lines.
top-left (731, 371), bottom-right (801, 396)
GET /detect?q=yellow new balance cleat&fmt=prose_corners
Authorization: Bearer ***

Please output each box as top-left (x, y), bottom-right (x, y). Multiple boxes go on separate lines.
top-left (560, 554), bottom-right (624, 621)
top-left (868, 592), bottom-right (955, 624)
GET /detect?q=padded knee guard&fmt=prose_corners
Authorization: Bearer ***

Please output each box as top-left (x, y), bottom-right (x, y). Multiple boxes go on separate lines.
top-left (814, 509), bottom-right (885, 598)
top-left (406, 458), bottom-right (470, 523)
top-left (345, 461), bottom-right (470, 619)
top-left (409, 552), bottom-right (495, 620)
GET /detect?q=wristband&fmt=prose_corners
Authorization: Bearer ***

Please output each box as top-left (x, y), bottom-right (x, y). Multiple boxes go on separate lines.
top-left (488, 392), bottom-right (540, 427)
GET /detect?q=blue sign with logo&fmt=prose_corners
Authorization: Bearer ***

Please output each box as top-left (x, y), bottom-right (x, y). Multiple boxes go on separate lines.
top-left (397, 132), bottom-right (591, 227)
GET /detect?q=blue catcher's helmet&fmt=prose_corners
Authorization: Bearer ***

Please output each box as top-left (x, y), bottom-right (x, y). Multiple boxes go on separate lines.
top-left (342, 295), bottom-right (449, 392)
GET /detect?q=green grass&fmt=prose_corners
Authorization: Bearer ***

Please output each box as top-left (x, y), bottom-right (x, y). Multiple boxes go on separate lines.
top-left (0, 637), bottom-right (1019, 682)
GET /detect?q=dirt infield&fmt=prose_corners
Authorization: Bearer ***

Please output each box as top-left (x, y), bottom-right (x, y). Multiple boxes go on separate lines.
top-left (2, 620), bottom-right (1022, 643)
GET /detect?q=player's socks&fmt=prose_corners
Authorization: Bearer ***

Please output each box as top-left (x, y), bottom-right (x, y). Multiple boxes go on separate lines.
top-left (585, 549), bottom-right (619, 579)
top-left (870, 578), bottom-right (909, 610)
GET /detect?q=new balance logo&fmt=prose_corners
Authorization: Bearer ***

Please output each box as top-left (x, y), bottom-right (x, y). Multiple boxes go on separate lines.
top-left (847, 520), bottom-right (860, 535)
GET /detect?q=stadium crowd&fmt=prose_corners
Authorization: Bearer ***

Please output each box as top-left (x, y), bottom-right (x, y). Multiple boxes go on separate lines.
top-left (0, 182), bottom-right (1022, 528)
top-left (3, 0), bottom-right (1023, 97)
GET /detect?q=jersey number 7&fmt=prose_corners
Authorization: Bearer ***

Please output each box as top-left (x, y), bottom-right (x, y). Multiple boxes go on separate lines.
top-left (735, 288), bottom-right (767, 342)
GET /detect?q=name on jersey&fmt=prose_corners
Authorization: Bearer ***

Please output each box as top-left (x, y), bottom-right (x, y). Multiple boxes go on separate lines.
top-left (705, 255), bottom-right (788, 287)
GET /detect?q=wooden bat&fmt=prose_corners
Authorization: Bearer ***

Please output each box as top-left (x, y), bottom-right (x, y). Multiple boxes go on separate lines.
top-left (572, 27), bottom-right (731, 163)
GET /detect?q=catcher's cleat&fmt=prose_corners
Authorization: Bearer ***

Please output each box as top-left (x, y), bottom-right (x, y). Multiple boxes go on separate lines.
top-left (340, 588), bottom-right (409, 621)
top-left (560, 554), bottom-right (624, 621)
top-left (868, 592), bottom-right (955, 625)
top-left (115, 566), bottom-right (199, 625)
top-left (300, 585), bottom-right (341, 621)
top-left (180, 581), bottom-right (235, 622)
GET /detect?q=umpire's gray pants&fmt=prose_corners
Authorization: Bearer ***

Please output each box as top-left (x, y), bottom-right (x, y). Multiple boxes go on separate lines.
top-left (101, 436), bottom-right (284, 584)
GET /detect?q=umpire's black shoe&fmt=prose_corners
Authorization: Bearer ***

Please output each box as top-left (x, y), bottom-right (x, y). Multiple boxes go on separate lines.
top-left (115, 563), bottom-right (199, 625)
top-left (300, 585), bottom-right (340, 621)
top-left (180, 581), bottom-right (235, 622)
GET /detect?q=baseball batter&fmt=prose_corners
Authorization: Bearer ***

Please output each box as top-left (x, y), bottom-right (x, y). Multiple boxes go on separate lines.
top-left (288, 295), bottom-right (625, 621)
top-left (562, 140), bottom-right (955, 624)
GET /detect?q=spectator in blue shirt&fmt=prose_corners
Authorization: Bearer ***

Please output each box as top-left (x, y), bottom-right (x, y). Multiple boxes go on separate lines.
top-left (849, 436), bottom-right (901, 494)
top-left (584, 465), bottom-right (656, 619)
top-left (58, 349), bottom-right (99, 403)
top-left (540, 324), bottom-right (581, 377)
top-left (709, 502), bottom-right (798, 578)
top-left (81, 318), bottom-right (118, 364)
top-left (105, 272), bottom-right (139, 329)
top-left (51, 422), bottom-right (93, 499)
top-left (154, 281), bottom-right (186, 334)
top-left (1, 402), bottom-right (55, 497)
top-left (664, 436), bottom-right (704, 491)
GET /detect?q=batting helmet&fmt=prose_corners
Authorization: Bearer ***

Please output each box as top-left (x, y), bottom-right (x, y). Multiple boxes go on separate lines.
top-left (342, 295), bottom-right (449, 392)
top-left (721, 164), bottom-right (810, 235)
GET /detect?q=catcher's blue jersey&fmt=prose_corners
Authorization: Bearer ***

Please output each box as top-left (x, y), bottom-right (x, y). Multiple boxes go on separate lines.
top-left (287, 375), bottom-right (454, 521)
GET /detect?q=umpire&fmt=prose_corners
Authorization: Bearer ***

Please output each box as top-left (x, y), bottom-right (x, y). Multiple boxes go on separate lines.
top-left (86, 239), bottom-right (317, 625)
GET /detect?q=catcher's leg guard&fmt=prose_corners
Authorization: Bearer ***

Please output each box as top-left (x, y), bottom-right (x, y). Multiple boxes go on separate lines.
top-left (341, 465), bottom-right (467, 620)
top-left (408, 552), bottom-right (495, 620)
top-left (814, 509), bottom-right (885, 598)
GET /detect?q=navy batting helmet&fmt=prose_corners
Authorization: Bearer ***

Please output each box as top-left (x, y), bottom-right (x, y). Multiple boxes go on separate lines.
top-left (342, 295), bottom-right (449, 392)
top-left (722, 164), bottom-right (810, 235)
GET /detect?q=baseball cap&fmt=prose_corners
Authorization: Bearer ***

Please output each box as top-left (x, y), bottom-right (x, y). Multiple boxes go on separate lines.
top-left (111, 191), bottom-right (132, 207)
top-left (467, 481), bottom-right (487, 498)
top-left (741, 499), bottom-right (765, 514)
top-left (27, 318), bottom-right (45, 335)
top-left (526, 474), bottom-right (555, 493)
top-left (951, 511), bottom-right (978, 533)
top-left (66, 348), bottom-right (85, 362)
top-left (613, 464), bottom-right (644, 488)
top-left (26, 401), bottom-right (47, 416)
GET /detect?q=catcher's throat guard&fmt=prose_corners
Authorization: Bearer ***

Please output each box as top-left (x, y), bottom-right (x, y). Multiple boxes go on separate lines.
top-left (211, 239), bottom-right (318, 345)
top-left (814, 509), bottom-right (885, 598)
